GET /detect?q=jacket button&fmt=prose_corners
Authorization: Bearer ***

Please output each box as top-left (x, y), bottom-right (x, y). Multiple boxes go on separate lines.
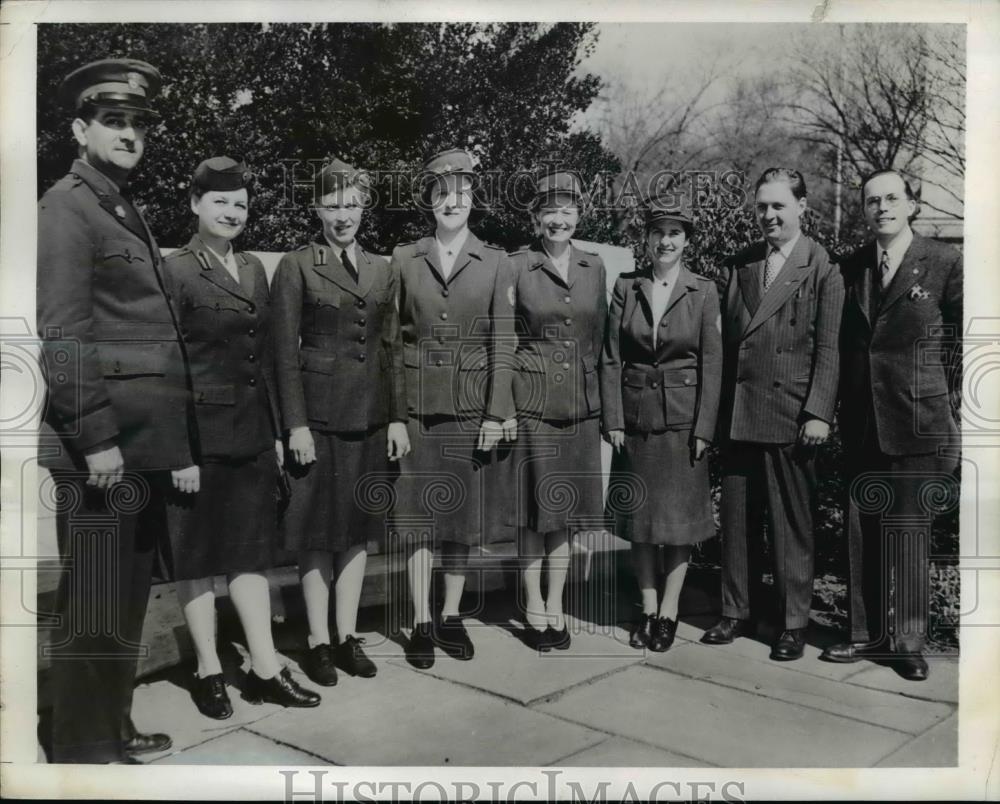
top-left (248, 353), bottom-right (256, 362)
top-left (651, 382), bottom-right (659, 388)
top-left (773, 380), bottom-right (781, 387)
top-left (247, 304), bottom-right (255, 314)
top-left (684, 378), bottom-right (691, 385)
top-left (790, 319), bottom-right (797, 326)
top-left (359, 335), bottom-right (367, 344)
top-left (564, 318), bottom-right (572, 325)
top-left (660, 320), bottom-right (667, 327)
top-left (249, 378), bottom-right (256, 386)
top-left (198, 392), bottom-right (205, 401)
top-left (358, 318), bottom-right (366, 326)
top-left (652, 360), bottom-right (659, 367)
top-left (114, 362), bottom-right (121, 373)
top-left (357, 299), bottom-right (366, 308)
top-left (440, 312), bottom-right (448, 320)
top-left (358, 354), bottom-right (366, 362)
top-left (564, 296), bottom-right (571, 303)
top-left (248, 328), bottom-right (256, 337)
top-left (442, 289), bottom-right (449, 298)
top-left (776, 347), bottom-right (782, 353)
top-left (562, 362), bottom-right (570, 370)
top-left (435, 359), bottom-right (443, 367)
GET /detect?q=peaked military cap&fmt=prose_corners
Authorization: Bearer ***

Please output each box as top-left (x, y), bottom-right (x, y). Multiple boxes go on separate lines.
top-left (531, 169), bottom-right (586, 210)
top-left (644, 193), bottom-right (695, 233)
top-left (315, 157), bottom-right (371, 201)
top-left (191, 157), bottom-right (254, 193)
top-left (59, 58), bottom-right (162, 117)
top-left (421, 148), bottom-right (478, 180)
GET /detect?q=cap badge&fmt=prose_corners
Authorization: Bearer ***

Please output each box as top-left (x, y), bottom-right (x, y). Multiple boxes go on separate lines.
top-left (442, 163), bottom-right (453, 173)
top-left (127, 72), bottom-right (141, 89)
top-left (242, 171), bottom-right (252, 182)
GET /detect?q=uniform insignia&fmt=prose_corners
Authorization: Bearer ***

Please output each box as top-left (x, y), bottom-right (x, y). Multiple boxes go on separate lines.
top-left (127, 72), bottom-right (141, 89)
top-left (507, 285), bottom-right (516, 308)
top-left (114, 204), bottom-right (126, 219)
top-left (196, 250), bottom-right (212, 271)
top-left (315, 246), bottom-right (328, 266)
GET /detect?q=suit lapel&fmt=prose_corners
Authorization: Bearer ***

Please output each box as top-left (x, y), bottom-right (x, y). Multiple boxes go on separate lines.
top-left (743, 236), bottom-right (815, 336)
top-left (414, 237), bottom-right (448, 288)
top-left (662, 266), bottom-right (698, 319)
top-left (310, 241), bottom-right (362, 298)
top-left (631, 274), bottom-right (655, 340)
top-left (71, 159), bottom-right (149, 244)
top-left (879, 235), bottom-right (929, 314)
top-left (446, 233), bottom-right (481, 286)
top-left (736, 242), bottom-right (766, 316)
top-left (191, 234), bottom-right (253, 303)
top-left (531, 240), bottom-right (569, 289)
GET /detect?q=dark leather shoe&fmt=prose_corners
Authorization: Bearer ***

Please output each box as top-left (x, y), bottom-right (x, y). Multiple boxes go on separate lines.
top-left (190, 672), bottom-right (233, 720)
top-left (523, 626), bottom-right (549, 651)
top-left (770, 628), bottom-right (806, 661)
top-left (893, 650), bottom-right (929, 681)
top-left (629, 613), bottom-right (654, 649)
top-left (301, 644), bottom-right (339, 686)
top-left (406, 622), bottom-right (435, 669)
top-left (819, 640), bottom-right (892, 663)
top-left (243, 667), bottom-right (321, 708)
top-left (648, 617), bottom-right (678, 653)
top-left (123, 731), bottom-right (172, 756)
top-left (433, 615), bottom-right (475, 660)
top-left (546, 624), bottom-right (571, 651)
top-left (700, 617), bottom-right (749, 645)
top-left (336, 635), bottom-right (377, 678)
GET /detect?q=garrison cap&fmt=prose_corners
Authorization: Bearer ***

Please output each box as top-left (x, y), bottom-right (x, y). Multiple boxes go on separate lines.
top-left (421, 148), bottom-right (478, 180)
top-left (191, 157), bottom-right (253, 194)
top-left (644, 193), bottom-right (695, 233)
top-left (315, 157), bottom-right (371, 201)
top-left (59, 58), bottom-right (162, 117)
top-left (531, 169), bottom-right (585, 210)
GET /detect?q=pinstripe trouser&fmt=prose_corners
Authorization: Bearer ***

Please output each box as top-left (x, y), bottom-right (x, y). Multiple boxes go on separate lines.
top-left (720, 441), bottom-right (817, 629)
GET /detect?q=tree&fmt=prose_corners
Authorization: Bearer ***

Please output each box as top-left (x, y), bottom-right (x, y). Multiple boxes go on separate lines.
top-left (37, 22), bottom-right (619, 253)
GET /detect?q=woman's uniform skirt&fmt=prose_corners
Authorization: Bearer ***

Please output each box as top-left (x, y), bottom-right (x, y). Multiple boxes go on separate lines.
top-left (165, 447), bottom-right (280, 580)
top-left (505, 416), bottom-right (605, 534)
top-left (282, 426), bottom-right (392, 553)
top-left (392, 415), bottom-right (513, 547)
top-left (607, 428), bottom-right (715, 545)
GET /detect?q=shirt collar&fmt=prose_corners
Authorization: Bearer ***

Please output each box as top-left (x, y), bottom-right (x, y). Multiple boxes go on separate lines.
top-left (203, 241), bottom-right (235, 266)
top-left (435, 229), bottom-right (469, 259)
top-left (769, 231), bottom-right (800, 260)
top-left (323, 233), bottom-right (357, 264)
top-left (651, 262), bottom-right (681, 286)
top-left (877, 226), bottom-right (913, 266)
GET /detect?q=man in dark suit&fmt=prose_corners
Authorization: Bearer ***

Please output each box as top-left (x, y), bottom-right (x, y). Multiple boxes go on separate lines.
top-left (37, 59), bottom-right (196, 762)
top-left (702, 167), bottom-right (844, 661)
top-left (821, 169), bottom-right (961, 681)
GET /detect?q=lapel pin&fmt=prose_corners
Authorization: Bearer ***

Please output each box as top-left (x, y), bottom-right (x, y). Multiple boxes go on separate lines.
top-left (909, 284), bottom-right (930, 301)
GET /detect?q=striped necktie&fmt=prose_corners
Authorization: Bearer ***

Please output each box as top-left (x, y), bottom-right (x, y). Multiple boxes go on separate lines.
top-left (879, 250), bottom-right (891, 289)
top-left (763, 246), bottom-right (781, 291)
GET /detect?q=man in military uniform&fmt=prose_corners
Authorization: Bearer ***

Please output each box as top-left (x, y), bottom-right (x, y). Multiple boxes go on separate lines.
top-left (37, 58), bottom-right (196, 763)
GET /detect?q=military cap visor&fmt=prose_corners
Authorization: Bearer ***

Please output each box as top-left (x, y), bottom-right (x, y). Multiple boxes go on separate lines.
top-left (530, 171), bottom-right (586, 210)
top-left (191, 157), bottom-right (254, 193)
top-left (59, 58), bottom-right (162, 116)
top-left (420, 148), bottom-right (478, 179)
top-left (644, 201), bottom-right (695, 231)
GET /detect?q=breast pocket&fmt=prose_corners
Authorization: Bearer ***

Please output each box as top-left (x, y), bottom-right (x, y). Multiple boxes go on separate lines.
top-left (307, 290), bottom-right (342, 335)
top-left (98, 238), bottom-right (147, 270)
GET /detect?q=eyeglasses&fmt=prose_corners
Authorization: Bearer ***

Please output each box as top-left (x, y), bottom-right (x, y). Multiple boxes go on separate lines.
top-left (864, 194), bottom-right (907, 209)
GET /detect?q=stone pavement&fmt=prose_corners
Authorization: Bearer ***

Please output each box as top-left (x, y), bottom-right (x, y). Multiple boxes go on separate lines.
top-left (36, 558), bottom-right (958, 769)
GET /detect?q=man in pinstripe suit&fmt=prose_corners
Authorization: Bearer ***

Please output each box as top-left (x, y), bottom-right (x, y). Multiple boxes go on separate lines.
top-left (702, 168), bottom-right (845, 661)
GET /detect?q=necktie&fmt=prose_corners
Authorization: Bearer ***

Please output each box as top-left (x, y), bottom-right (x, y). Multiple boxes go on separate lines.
top-left (341, 249), bottom-right (358, 283)
top-left (879, 250), bottom-right (891, 289)
top-left (763, 247), bottom-right (781, 291)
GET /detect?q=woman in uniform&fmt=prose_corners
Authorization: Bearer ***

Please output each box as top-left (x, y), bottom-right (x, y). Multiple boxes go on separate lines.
top-left (507, 170), bottom-right (608, 651)
top-left (600, 195), bottom-right (722, 652)
top-left (390, 148), bottom-right (516, 669)
top-left (271, 159), bottom-right (409, 688)
top-left (165, 157), bottom-right (321, 718)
